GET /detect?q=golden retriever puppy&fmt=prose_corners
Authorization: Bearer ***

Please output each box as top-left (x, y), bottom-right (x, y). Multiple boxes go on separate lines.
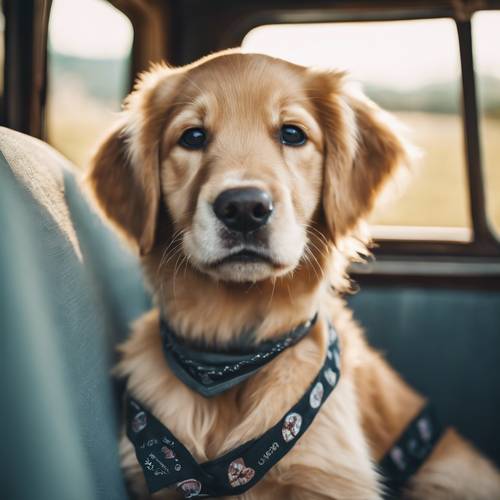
top-left (86, 50), bottom-right (500, 499)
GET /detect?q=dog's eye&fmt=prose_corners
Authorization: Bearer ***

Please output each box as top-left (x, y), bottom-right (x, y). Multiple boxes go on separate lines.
top-left (280, 125), bottom-right (307, 146)
top-left (179, 128), bottom-right (207, 149)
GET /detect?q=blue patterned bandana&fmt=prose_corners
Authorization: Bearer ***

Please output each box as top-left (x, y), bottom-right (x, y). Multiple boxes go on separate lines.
top-left (160, 314), bottom-right (318, 397)
top-left (126, 321), bottom-right (340, 497)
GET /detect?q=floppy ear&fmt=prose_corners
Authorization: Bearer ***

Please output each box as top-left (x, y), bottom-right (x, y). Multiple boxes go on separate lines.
top-left (85, 65), bottom-right (179, 255)
top-left (310, 72), bottom-right (410, 241)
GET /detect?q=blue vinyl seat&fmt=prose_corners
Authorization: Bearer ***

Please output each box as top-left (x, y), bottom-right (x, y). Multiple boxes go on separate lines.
top-left (0, 127), bottom-right (149, 500)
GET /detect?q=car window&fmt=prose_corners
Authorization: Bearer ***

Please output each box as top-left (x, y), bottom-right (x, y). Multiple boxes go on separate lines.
top-left (472, 10), bottom-right (500, 237)
top-left (46, 0), bottom-right (133, 168)
top-left (243, 19), bottom-right (471, 241)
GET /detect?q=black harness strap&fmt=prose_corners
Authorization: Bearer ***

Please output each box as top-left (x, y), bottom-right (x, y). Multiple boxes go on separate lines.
top-left (126, 315), bottom-right (444, 498)
top-left (126, 322), bottom-right (340, 498)
top-left (380, 404), bottom-right (443, 498)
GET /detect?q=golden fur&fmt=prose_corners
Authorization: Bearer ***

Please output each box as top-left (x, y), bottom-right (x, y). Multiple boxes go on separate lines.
top-left (86, 50), bottom-right (500, 499)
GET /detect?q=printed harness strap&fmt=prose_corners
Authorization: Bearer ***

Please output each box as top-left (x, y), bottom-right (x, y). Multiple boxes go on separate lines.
top-left (126, 317), bottom-right (443, 498)
top-left (380, 403), bottom-right (443, 498)
top-left (126, 320), bottom-right (340, 498)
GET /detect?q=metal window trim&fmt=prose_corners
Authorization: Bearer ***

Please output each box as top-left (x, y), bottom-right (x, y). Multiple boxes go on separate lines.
top-left (456, 19), bottom-right (500, 250)
top-left (219, 6), bottom-right (456, 50)
top-left (2, 0), bottom-right (52, 137)
top-left (351, 256), bottom-right (500, 278)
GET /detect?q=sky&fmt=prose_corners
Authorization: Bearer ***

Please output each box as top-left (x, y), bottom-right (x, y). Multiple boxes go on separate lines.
top-left (243, 14), bottom-right (500, 90)
top-left (49, 0), bottom-right (133, 59)
top-left (48, 0), bottom-right (499, 90)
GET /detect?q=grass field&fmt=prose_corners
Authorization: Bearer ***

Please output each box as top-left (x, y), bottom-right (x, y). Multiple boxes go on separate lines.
top-left (46, 82), bottom-right (120, 170)
top-left (369, 112), bottom-right (500, 234)
top-left (46, 94), bottom-right (500, 236)
top-left (481, 116), bottom-right (500, 234)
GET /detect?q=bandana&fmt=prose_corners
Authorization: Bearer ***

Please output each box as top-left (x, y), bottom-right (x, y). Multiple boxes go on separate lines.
top-left (126, 321), bottom-right (340, 497)
top-left (380, 403), bottom-right (443, 498)
top-left (161, 314), bottom-right (318, 397)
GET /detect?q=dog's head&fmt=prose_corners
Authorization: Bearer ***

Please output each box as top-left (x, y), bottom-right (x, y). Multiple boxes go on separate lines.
top-left (87, 51), bottom-right (408, 285)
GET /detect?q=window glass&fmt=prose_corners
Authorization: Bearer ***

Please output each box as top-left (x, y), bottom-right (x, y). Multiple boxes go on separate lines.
top-left (243, 20), bottom-right (470, 239)
top-left (47, 0), bottom-right (133, 168)
top-left (472, 11), bottom-right (500, 236)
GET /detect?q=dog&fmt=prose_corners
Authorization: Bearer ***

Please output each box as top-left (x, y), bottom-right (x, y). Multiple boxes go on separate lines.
top-left (86, 50), bottom-right (500, 499)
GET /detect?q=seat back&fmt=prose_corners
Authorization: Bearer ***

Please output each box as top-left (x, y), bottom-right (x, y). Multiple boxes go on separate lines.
top-left (349, 285), bottom-right (500, 466)
top-left (0, 127), bottom-right (150, 500)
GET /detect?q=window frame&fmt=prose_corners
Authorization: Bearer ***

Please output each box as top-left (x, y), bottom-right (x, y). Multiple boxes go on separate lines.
top-left (2, 0), bottom-right (51, 137)
top-left (3, 0), bottom-right (500, 280)
top-left (1, 0), bottom-right (168, 138)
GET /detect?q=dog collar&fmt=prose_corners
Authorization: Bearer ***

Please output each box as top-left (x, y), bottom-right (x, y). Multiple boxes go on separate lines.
top-left (160, 314), bottom-right (318, 397)
top-left (126, 321), bottom-right (340, 497)
top-left (380, 403), bottom-right (443, 498)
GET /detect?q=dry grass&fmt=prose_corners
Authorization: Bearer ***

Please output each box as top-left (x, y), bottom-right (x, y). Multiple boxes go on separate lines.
top-left (46, 79), bottom-right (120, 170)
top-left (46, 89), bottom-right (500, 235)
top-left (370, 112), bottom-right (500, 235)
top-left (370, 112), bottom-right (470, 228)
top-left (480, 116), bottom-right (500, 235)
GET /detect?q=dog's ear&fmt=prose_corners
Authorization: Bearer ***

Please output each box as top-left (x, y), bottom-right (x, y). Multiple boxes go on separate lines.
top-left (85, 66), bottom-right (179, 255)
top-left (309, 71), bottom-right (410, 242)
top-left (86, 121), bottom-right (159, 255)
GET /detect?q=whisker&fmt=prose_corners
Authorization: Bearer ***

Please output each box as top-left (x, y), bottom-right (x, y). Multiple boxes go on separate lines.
top-left (171, 252), bottom-right (186, 302)
top-left (304, 246), bottom-right (321, 282)
top-left (267, 276), bottom-right (277, 308)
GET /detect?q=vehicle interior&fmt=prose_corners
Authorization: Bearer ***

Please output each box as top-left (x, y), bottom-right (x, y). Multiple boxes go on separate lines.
top-left (1, 1), bottom-right (499, 499)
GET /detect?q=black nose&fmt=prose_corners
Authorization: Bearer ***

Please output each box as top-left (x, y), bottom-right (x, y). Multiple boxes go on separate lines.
top-left (213, 188), bottom-right (274, 233)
